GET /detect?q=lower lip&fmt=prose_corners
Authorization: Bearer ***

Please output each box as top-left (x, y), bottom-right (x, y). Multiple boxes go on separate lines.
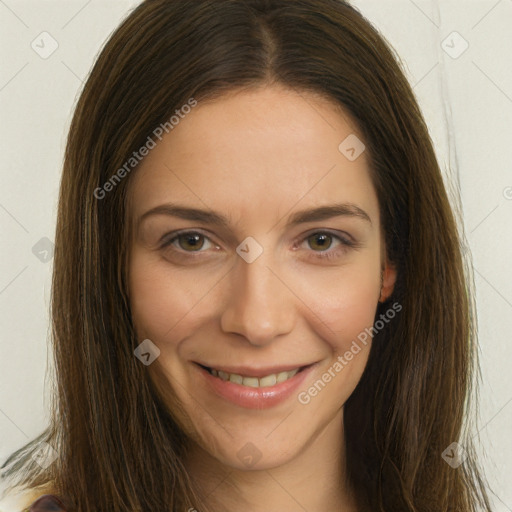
top-left (194, 363), bottom-right (316, 409)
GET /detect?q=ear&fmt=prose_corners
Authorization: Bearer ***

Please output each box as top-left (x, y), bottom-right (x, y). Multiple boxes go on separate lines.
top-left (379, 261), bottom-right (397, 303)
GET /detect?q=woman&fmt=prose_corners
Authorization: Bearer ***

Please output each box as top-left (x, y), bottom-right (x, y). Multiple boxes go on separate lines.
top-left (0, 0), bottom-right (492, 510)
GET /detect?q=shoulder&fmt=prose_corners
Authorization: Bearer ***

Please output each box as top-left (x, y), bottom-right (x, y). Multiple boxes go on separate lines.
top-left (23, 494), bottom-right (67, 512)
top-left (0, 483), bottom-right (61, 512)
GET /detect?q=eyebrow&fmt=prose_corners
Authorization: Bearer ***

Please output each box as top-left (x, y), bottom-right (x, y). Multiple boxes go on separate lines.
top-left (137, 201), bottom-right (372, 230)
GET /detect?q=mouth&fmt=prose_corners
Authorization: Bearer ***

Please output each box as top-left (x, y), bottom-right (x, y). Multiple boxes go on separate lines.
top-left (196, 363), bottom-right (312, 388)
top-left (193, 361), bottom-right (317, 409)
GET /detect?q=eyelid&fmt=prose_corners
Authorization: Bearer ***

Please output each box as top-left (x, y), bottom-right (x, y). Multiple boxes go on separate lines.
top-left (296, 228), bottom-right (355, 245)
top-left (160, 229), bottom-right (218, 251)
top-left (160, 228), bottom-right (351, 245)
top-left (293, 229), bottom-right (358, 259)
top-left (160, 228), bottom-right (359, 258)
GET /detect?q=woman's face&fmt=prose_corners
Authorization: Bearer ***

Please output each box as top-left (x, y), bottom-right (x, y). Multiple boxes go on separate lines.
top-left (128, 85), bottom-right (396, 470)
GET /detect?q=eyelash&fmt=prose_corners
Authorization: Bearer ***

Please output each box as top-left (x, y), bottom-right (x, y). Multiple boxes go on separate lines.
top-left (160, 230), bottom-right (358, 261)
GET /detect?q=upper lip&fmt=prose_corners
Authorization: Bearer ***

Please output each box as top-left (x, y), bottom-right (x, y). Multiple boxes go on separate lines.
top-left (194, 362), bottom-right (316, 378)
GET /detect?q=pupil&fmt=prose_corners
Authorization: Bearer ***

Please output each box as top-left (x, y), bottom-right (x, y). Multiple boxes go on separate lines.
top-left (180, 234), bottom-right (203, 251)
top-left (311, 233), bottom-right (331, 250)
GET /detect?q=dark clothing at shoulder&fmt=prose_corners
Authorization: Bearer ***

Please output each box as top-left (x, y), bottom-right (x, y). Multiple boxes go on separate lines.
top-left (27, 494), bottom-right (67, 512)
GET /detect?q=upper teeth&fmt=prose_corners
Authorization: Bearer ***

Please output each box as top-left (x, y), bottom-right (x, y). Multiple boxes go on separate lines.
top-left (209, 368), bottom-right (300, 387)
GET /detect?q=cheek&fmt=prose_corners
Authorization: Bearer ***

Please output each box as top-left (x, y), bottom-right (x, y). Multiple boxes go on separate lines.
top-left (290, 261), bottom-right (380, 408)
top-left (328, 273), bottom-right (379, 349)
top-left (129, 266), bottom-right (172, 339)
top-left (128, 252), bottom-right (220, 342)
top-left (291, 254), bottom-right (382, 351)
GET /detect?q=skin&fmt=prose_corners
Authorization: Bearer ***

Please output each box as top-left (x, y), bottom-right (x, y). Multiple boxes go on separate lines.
top-left (127, 85), bottom-right (396, 512)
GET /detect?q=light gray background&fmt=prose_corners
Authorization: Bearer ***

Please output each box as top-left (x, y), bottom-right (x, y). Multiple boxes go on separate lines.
top-left (0, 0), bottom-right (511, 510)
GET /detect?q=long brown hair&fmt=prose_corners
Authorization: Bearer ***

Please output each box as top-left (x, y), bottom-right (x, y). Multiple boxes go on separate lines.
top-left (1, 0), bottom-right (492, 510)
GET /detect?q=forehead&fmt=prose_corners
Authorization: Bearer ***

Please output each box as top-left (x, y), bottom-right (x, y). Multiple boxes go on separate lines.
top-left (128, 86), bottom-right (379, 228)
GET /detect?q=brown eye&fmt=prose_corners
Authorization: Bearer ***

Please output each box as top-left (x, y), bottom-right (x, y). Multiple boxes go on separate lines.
top-left (307, 233), bottom-right (333, 251)
top-left (160, 230), bottom-right (219, 259)
top-left (297, 231), bottom-right (357, 261)
top-left (177, 233), bottom-right (206, 251)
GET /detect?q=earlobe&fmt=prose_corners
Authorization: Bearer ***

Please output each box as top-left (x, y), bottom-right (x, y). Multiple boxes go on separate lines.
top-left (379, 261), bottom-right (397, 303)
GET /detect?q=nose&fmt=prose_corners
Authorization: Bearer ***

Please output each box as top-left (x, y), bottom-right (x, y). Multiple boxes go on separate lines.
top-left (220, 254), bottom-right (295, 347)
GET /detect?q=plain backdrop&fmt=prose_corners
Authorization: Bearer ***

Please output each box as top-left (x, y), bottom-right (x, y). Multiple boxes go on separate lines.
top-left (0, 0), bottom-right (511, 509)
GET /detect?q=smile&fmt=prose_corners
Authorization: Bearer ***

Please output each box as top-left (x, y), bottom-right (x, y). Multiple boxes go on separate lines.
top-left (194, 362), bottom-right (317, 409)
top-left (206, 366), bottom-right (300, 388)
